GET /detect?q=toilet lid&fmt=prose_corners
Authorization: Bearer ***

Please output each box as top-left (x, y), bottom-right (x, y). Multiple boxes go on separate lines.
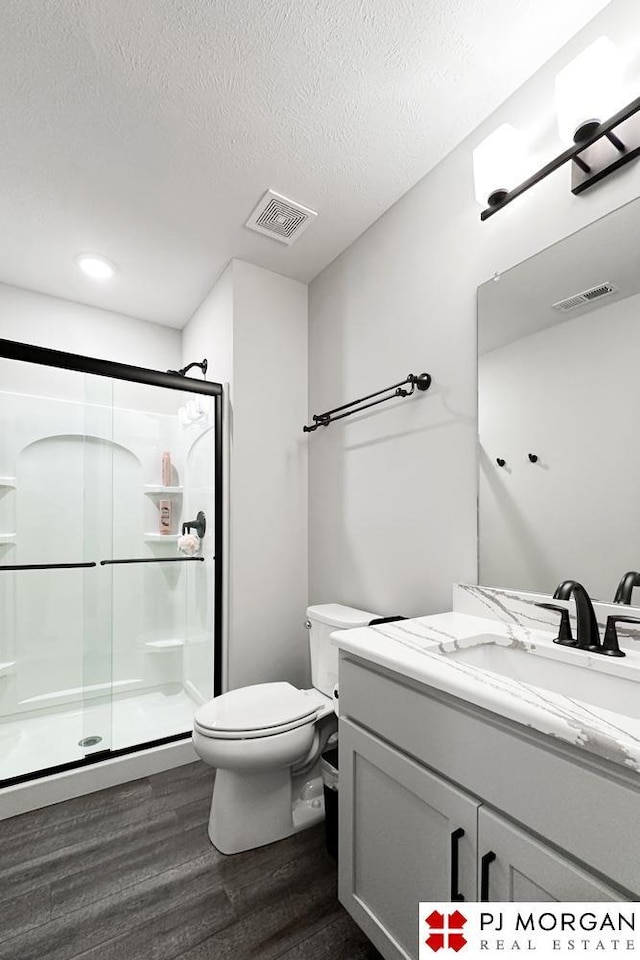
top-left (194, 682), bottom-right (319, 736)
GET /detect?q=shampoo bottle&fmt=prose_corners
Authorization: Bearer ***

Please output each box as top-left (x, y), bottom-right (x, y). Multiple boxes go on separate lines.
top-left (159, 499), bottom-right (172, 534)
top-left (162, 451), bottom-right (172, 486)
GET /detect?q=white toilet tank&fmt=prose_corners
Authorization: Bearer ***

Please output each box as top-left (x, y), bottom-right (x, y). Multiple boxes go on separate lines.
top-left (306, 603), bottom-right (378, 697)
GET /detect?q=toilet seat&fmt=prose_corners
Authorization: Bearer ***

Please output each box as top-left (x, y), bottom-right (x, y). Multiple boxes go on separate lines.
top-left (194, 682), bottom-right (326, 740)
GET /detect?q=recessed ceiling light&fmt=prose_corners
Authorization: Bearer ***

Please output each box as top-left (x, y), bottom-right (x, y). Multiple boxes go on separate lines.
top-left (75, 254), bottom-right (116, 280)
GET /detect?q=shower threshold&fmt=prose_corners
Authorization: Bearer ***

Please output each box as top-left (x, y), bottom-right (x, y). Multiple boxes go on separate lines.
top-left (0, 687), bottom-right (199, 784)
top-left (18, 678), bottom-right (141, 707)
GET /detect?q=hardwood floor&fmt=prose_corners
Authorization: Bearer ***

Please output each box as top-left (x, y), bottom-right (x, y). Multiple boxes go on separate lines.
top-left (0, 762), bottom-right (381, 960)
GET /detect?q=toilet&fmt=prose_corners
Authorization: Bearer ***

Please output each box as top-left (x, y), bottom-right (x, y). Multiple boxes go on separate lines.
top-left (192, 602), bottom-right (376, 854)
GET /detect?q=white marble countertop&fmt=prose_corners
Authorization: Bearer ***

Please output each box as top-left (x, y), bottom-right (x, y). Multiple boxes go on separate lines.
top-left (333, 610), bottom-right (640, 774)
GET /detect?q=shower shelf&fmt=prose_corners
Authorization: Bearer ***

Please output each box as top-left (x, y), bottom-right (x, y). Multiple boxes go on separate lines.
top-left (0, 534), bottom-right (17, 544)
top-left (144, 533), bottom-right (180, 542)
top-left (0, 477), bottom-right (16, 488)
top-left (144, 639), bottom-right (184, 651)
top-left (144, 485), bottom-right (184, 496)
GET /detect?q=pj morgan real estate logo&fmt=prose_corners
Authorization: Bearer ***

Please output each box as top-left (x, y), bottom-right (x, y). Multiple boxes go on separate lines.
top-left (418, 903), bottom-right (639, 958)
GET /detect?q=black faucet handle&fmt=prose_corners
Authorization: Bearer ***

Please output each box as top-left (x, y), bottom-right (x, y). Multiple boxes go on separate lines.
top-left (602, 615), bottom-right (640, 658)
top-left (535, 602), bottom-right (576, 647)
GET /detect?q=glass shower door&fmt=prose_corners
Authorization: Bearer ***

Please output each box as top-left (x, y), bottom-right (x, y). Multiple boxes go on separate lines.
top-left (0, 357), bottom-right (114, 782)
top-left (106, 377), bottom-right (216, 752)
top-left (0, 342), bottom-right (222, 785)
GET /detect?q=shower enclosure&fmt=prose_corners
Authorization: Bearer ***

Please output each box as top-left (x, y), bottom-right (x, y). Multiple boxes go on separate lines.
top-left (0, 339), bottom-right (223, 786)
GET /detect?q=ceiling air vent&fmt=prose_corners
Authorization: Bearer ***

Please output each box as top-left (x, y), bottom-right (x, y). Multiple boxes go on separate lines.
top-left (552, 281), bottom-right (617, 312)
top-left (246, 190), bottom-right (317, 245)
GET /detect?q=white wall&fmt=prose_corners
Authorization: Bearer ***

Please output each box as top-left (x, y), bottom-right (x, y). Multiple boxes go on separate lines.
top-left (232, 261), bottom-right (308, 689)
top-left (181, 264), bottom-right (234, 389)
top-left (0, 282), bottom-right (181, 371)
top-left (183, 260), bottom-right (309, 690)
top-left (479, 291), bottom-right (640, 601)
top-left (308, 0), bottom-right (640, 617)
top-left (181, 263), bottom-right (233, 693)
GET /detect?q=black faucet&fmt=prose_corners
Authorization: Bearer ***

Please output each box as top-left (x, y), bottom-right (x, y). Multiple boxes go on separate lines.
top-left (552, 581), bottom-right (601, 652)
top-left (614, 571), bottom-right (640, 605)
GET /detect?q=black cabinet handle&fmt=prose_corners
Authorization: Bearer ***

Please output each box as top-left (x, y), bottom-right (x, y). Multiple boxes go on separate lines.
top-left (450, 828), bottom-right (465, 901)
top-left (480, 851), bottom-right (496, 901)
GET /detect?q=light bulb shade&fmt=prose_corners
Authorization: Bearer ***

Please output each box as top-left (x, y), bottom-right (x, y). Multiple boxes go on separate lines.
top-left (555, 37), bottom-right (626, 144)
top-left (473, 124), bottom-right (528, 207)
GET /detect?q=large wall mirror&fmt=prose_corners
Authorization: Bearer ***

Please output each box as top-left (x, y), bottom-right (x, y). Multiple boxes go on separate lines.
top-left (478, 195), bottom-right (640, 604)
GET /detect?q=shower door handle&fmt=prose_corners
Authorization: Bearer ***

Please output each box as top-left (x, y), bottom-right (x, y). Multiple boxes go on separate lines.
top-left (0, 562), bottom-right (97, 571)
top-left (100, 557), bottom-right (204, 565)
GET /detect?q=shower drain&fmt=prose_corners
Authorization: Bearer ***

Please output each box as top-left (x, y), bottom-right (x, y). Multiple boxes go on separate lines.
top-left (78, 736), bottom-right (103, 748)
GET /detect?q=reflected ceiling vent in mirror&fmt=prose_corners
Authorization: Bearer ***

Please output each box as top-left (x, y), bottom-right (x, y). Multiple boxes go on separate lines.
top-left (552, 281), bottom-right (617, 312)
top-left (246, 190), bottom-right (317, 245)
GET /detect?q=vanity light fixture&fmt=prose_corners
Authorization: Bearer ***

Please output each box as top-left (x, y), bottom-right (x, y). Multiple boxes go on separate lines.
top-left (479, 37), bottom-right (640, 221)
top-left (75, 254), bottom-right (116, 280)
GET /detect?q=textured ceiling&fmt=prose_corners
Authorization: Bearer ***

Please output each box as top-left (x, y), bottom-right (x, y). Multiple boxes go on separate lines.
top-left (0, 0), bottom-right (611, 327)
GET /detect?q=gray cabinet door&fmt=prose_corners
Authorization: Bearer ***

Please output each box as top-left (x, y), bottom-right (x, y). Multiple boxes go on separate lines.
top-left (339, 718), bottom-right (479, 960)
top-left (477, 808), bottom-right (628, 902)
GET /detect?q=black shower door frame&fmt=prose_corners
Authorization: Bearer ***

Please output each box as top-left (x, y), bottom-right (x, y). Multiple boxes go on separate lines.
top-left (0, 337), bottom-right (224, 787)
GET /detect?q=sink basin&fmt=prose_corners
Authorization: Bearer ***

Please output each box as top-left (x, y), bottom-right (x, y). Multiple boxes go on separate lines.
top-left (447, 642), bottom-right (640, 720)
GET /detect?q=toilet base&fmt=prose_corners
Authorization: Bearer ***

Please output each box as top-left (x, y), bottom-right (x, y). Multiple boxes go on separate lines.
top-left (209, 767), bottom-right (325, 855)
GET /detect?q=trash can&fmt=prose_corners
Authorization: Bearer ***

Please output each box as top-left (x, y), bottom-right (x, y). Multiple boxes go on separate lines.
top-left (321, 746), bottom-right (339, 860)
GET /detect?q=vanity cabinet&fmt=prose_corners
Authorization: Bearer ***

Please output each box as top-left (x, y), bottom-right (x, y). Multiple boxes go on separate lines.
top-left (338, 653), bottom-right (633, 960)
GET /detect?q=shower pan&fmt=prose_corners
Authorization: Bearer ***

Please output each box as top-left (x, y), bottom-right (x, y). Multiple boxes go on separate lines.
top-left (0, 339), bottom-right (223, 787)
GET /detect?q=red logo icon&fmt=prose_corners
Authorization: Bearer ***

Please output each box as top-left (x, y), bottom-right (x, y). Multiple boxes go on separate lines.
top-left (424, 910), bottom-right (467, 952)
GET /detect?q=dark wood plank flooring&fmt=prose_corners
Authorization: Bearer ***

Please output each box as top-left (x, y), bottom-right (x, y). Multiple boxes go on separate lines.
top-left (0, 762), bottom-right (381, 960)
